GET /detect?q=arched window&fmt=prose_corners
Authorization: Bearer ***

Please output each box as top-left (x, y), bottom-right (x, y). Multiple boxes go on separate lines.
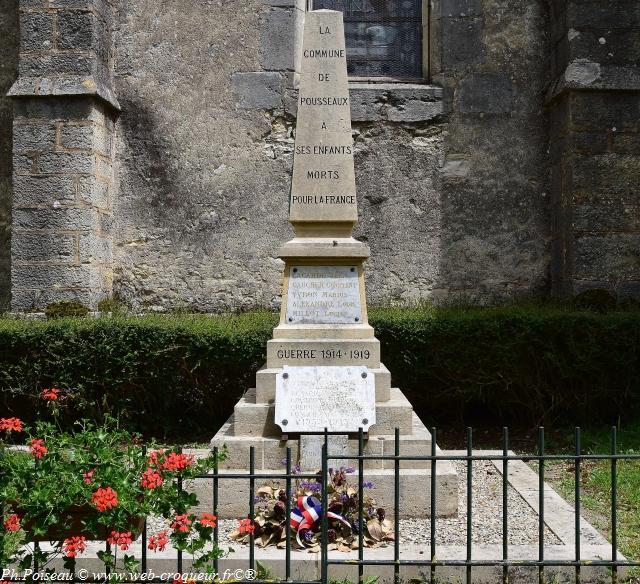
top-left (311, 0), bottom-right (425, 81)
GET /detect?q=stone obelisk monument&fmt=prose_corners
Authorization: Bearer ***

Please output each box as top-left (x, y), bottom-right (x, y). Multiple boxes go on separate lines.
top-left (211, 10), bottom-right (457, 519)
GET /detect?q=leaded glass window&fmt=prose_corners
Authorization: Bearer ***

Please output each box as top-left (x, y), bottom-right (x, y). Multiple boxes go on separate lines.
top-left (312, 0), bottom-right (423, 80)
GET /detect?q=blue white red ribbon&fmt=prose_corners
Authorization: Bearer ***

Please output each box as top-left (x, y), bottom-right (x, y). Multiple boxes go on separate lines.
top-left (289, 496), bottom-right (351, 546)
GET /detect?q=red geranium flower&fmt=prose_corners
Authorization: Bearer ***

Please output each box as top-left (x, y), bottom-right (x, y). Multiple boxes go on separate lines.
top-left (148, 530), bottom-right (169, 552)
top-left (63, 536), bottom-right (87, 558)
top-left (162, 452), bottom-right (194, 472)
top-left (28, 438), bottom-right (47, 459)
top-left (147, 449), bottom-right (165, 468)
top-left (198, 513), bottom-right (217, 528)
top-left (170, 514), bottom-right (192, 533)
top-left (140, 468), bottom-right (164, 490)
top-left (41, 387), bottom-right (63, 401)
top-left (83, 469), bottom-right (96, 485)
top-left (238, 518), bottom-right (255, 535)
top-left (0, 417), bottom-right (23, 432)
top-left (4, 513), bottom-right (21, 532)
top-left (92, 487), bottom-right (118, 512)
top-left (107, 531), bottom-right (132, 551)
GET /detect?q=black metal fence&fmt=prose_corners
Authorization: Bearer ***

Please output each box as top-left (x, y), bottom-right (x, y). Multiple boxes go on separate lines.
top-left (3, 427), bottom-right (640, 584)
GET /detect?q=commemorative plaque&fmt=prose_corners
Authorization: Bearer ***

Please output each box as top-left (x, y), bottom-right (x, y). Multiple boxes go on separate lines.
top-left (285, 265), bottom-right (361, 324)
top-left (275, 365), bottom-right (375, 433)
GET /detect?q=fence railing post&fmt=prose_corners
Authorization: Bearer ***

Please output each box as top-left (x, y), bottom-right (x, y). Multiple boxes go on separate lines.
top-left (611, 426), bottom-right (618, 584)
top-left (538, 427), bottom-right (545, 584)
top-left (430, 427), bottom-right (437, 584)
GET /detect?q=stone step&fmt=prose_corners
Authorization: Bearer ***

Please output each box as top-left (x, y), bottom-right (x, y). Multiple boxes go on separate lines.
top-left (187, 463), bottom-right (458, 519)
top-left (232, 387), bottom-right (413, 437)
top-left (255, 363), bottom-right (391, 403)
top-left (266, 338), bottom-right (380, 368)
top-left (272, 323), bottom-right (376, 340)
top-left (211, 411), bottom-right (433, 471)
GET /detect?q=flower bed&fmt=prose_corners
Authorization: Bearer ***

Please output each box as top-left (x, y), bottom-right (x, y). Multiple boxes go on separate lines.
top-left (0, 388), bottom-right (226, 572)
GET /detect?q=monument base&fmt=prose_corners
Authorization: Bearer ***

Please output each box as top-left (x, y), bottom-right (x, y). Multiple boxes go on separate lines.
top-left (210, 384), bottom-right (458, 519)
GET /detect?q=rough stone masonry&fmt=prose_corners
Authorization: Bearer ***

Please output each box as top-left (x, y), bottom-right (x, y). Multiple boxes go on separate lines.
top-left (0, 0), bottom-right (638, 312)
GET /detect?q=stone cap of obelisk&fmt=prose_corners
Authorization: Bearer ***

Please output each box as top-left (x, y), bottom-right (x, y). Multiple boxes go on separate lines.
top-left (280, 9), bottom-right (369, 259)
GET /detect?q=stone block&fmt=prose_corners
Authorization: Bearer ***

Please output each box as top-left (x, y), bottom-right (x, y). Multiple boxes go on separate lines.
top-left (12, 232), bottom-right (77, 263)
top-left (573, 234), bottom-right (640, 281)
top-left (77, 176), bottom-right (109, 207)
top-left (19, 54), bottom-right (95, 77)
top-left (13, 152), bottom-right (37, 174)
top-left (441, 17), bottom-right (485, 67)
top-left (13, 97), bottom-right (102, 122)
top-left (13, 207), bottom-right (101, 231)
top-left (94, 154), bottom-right (113, 179)
top-left (458, 73), bottom-right (513, 115)
top-left (232, 72), bottom-right (282, 110)
top-left (10, 288), bottom-right (106, 312)
top-left (260, 7), bottom-right (297, 71)
top-left (387, 100), bottom-right (442, 122)
top-left (59, 124), bottom-right (94, 150)
top-left (573, 202), bottom-right (640, 233)
top-left (349, 87), bottom-right (385, 122)
top-left (570, 154), bottom-right (640, 199)
top-left (571, 93), bottom-right (640, 132)
top-left (37, 151), bottom-right (94, 174)
top-left (261, 0), bottom-right (305, 7)
top-left (13, 122), bottom-right (57, 152)
top-left (49, 0), bottom-right (110, 16)
top-left (567, 0), bottom-right (640, 29)
top-left (441, 0), bottom-right (483, 17)
top-left (232, 390), bottom-right (279, 437)
top-left (369, 389), bottom-right (414, 435)
top-left (266, 338), bottom-right (381, 368)
top-left (612, 133), bottom-right (640, 154)
top-left (11, 264), bottom-right (109, 289)
top-left (13, 175), bottom-right (78, 207)
top-left (381, 413), bottom-right (434, 469)
top-left (300, 434), bottom-right (348, 471)
top-left (57, 10), bottom-right (97, 51)
top-left (79, 233), bottom-right (112, 262)
top-left (19, 12), bottom-right (54, 51)
top-left (572, 132), bottom-right (608, 154)
top-left (618, 281), bottom-right (640, 298)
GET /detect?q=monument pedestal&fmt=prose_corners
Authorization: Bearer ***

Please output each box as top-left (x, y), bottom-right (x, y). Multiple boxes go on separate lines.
top-left (210, 9), bottom-right (457, 520)
top-left (210, 387), bottom-right (458, 519)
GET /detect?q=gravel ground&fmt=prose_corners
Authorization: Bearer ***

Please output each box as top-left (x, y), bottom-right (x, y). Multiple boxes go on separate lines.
top-left (148, 461), bottom-right (561, 548)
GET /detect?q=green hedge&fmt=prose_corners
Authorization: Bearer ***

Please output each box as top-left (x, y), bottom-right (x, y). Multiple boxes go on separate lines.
top-left (0, 307), bottom-right (638, 439)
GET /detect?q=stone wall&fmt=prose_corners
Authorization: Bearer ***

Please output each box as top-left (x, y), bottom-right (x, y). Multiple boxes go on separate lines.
top-left (0, 0), bottom-right (18, 311)
top-left (0, 0), bottom-right (638, 311)
top-left (548, 0), bottom-right (640, 297)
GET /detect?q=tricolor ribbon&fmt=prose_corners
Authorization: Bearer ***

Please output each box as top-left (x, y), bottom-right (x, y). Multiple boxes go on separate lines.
top-left (289, 496), bottom-right (351, 546)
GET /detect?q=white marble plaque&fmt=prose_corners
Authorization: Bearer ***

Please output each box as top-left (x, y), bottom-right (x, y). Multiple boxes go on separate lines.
top-left (286, 265), bottom-right (361, 324)
top-left (275, 366), bottom-right (375, 433)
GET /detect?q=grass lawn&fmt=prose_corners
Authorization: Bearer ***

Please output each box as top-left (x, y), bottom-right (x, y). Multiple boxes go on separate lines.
top-left (543, 426), bottom-right (640, 575)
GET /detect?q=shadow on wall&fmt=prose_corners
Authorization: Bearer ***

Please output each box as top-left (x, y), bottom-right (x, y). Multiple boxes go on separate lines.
top-left (0, 0), bottom-right (18, 311)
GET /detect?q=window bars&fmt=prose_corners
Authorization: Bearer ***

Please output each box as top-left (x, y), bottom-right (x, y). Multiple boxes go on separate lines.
top-left (2, 428), bottom-right (639, 584)
top-left (311, 0), bottom-right (424, 81)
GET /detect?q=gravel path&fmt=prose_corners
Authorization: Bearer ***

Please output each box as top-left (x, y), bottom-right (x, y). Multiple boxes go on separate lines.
top-left (147, 460), bottom-right (561, 549)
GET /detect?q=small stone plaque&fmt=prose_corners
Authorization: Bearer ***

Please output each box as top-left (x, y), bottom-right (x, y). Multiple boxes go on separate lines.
top-left (275, 365), bottom-right (375, 433)
top-left (286, 265), bottom-right (361, 324)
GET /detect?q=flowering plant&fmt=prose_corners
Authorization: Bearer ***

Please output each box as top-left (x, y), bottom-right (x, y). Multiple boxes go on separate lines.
top-left (229, 464), bottom-right (394, 552)
top-left (0, 388), bottom-right (226, 572)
